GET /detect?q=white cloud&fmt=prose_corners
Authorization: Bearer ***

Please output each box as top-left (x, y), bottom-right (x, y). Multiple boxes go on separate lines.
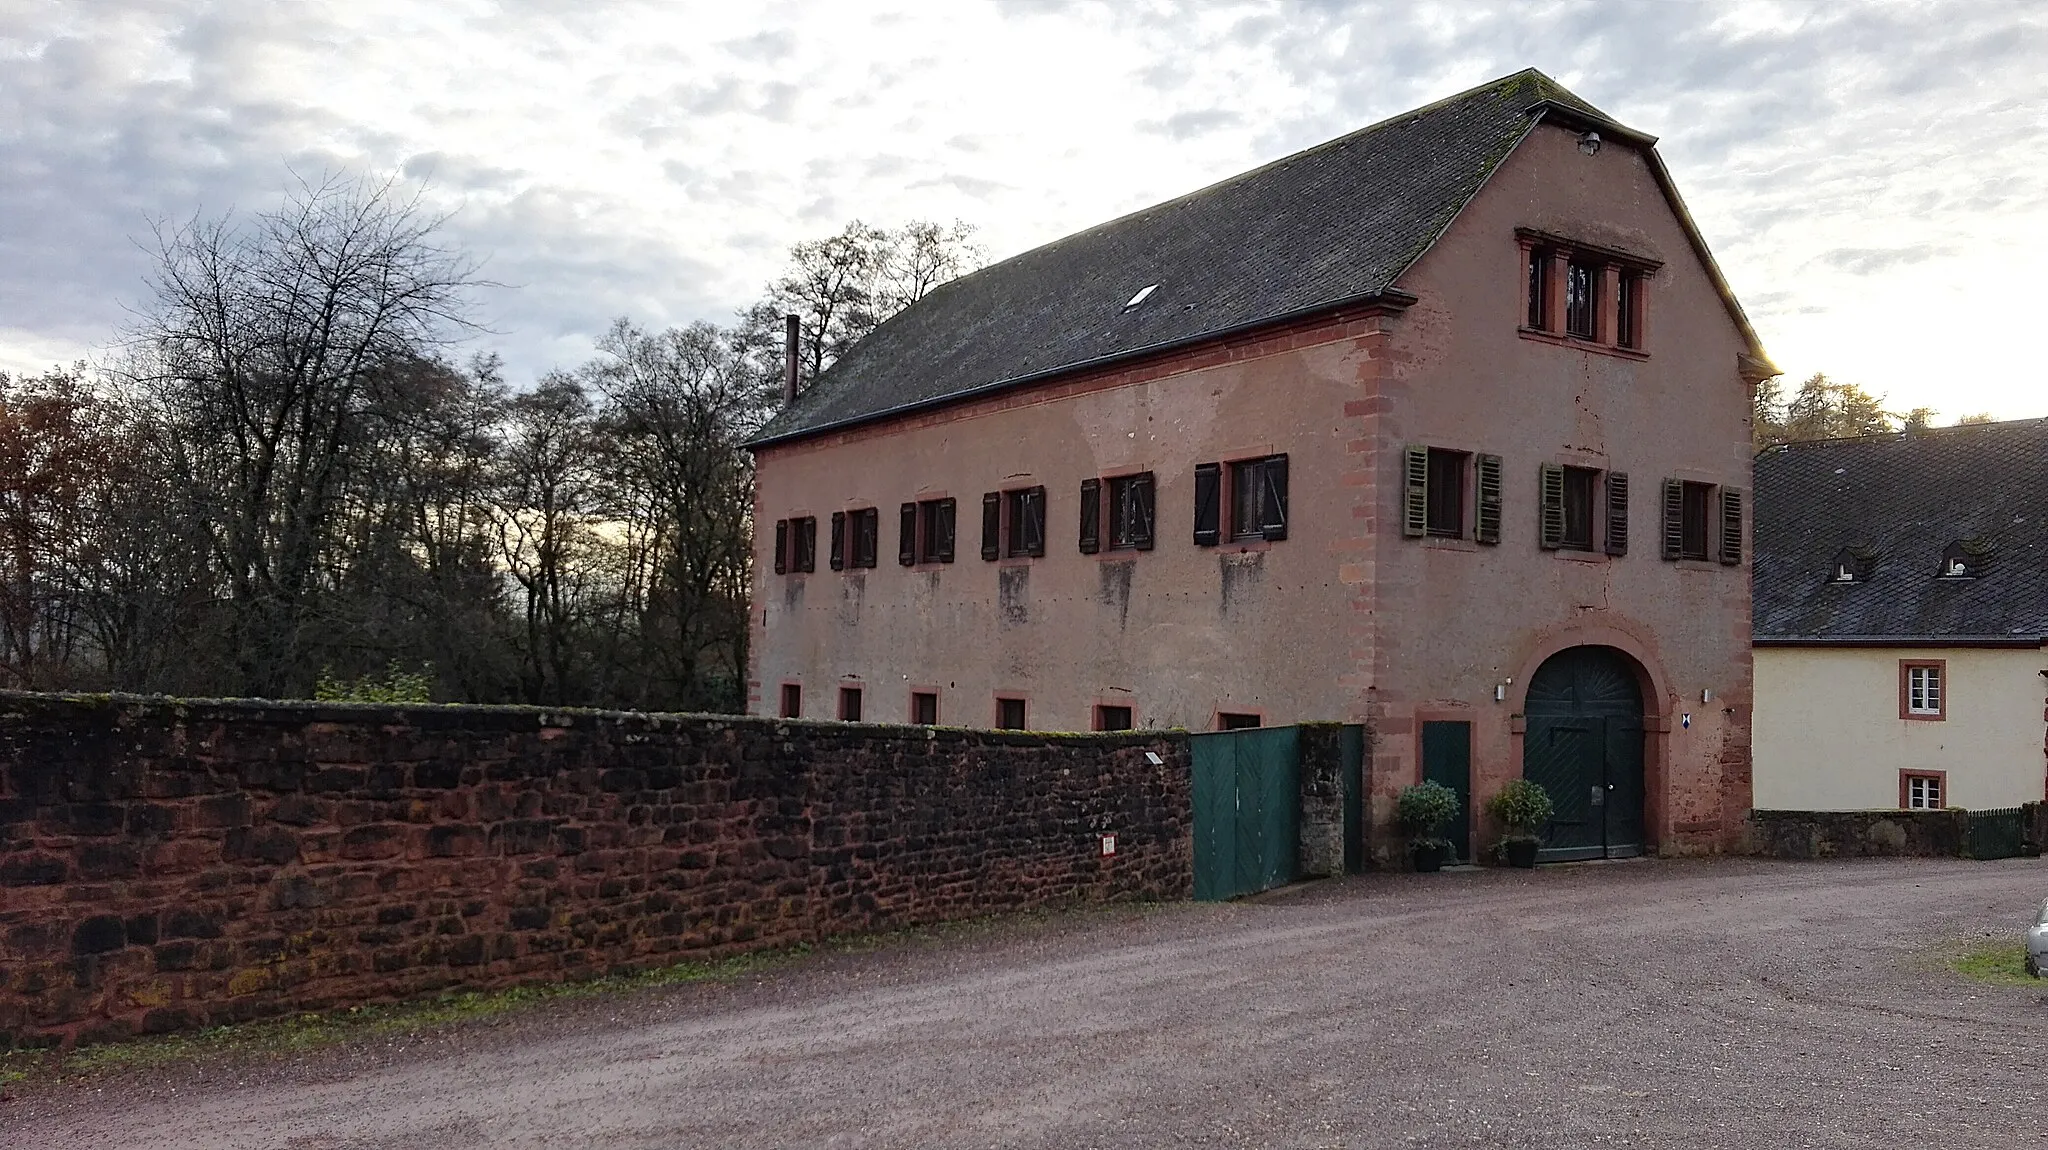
top-left (1, 0), bottom-right (2044, 418)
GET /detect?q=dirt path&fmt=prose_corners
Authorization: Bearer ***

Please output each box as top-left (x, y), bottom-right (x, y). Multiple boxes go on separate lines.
top-left (5, 857), bottom-right (2044, 1149)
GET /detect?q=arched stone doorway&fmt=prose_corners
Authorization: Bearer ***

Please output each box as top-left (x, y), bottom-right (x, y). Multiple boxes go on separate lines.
top-left (1522, 645), bottom-right (1646, 861)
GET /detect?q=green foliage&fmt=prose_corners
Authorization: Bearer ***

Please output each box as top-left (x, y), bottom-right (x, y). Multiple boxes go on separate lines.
top-left (314, 662), bottom-right (436, 704)
top-left (1395, 780), bottom-right (1460, 838)
top-left (1486, 778), bottom-right (1554, 834)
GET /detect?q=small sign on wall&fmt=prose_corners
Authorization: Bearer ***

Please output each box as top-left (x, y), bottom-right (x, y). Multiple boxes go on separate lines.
top-left (1099, 833), bottom-right (1117, 857)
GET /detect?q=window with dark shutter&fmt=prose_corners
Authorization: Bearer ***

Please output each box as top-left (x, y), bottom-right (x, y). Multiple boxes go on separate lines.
top-left (1661, 478), bottom-right (1685, 560)
top-left (829, 511), bottom-right (846, 571)
top-left (1561, 466), bottom-right (1597, 551)
top-left (1665, 479), bottom-right (1713, 561)
top-left (1402, 445), bottom-right (1429, 537)
top-left (899, 503), bottom-right (917, 566)
top-left (1474, 453), bottom-right (1503, 544)
top-left (1079, 478), bottom-right (1101, 554)
top-left (1603, 472), bottom-right (1629, 556)
top-left (1108, 473), bottom-right (1157, 550)
top-left (1010, 486), bottom-right (1046, 557)
top-left (1229, 460), bottom-right (1263, 541)
top-left (774, 519), bottom-right (789, 574)
top-left (852, 508), bottom-right (878, 568)
top-left (1538, 463), bottom-right (1565, 550)
top-left (981, 492), bottom-right (1001, 561)
top-left (1718, 488), bottom-right (1743, 566)
top-left (794, 517), bottom-right (816, 572)
top-left (1424, 449), bottom-right (1466, 537)
top-left (1193, 463), bottom-right (1221, 546)
top-left (1259, 454), bottom-right (1288, 541)
top-left (929, 498), bottom-right (956, 563)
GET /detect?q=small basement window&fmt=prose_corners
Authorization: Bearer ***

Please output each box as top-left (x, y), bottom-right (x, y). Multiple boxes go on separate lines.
top-left (838, 686), bottom-right (863, 722)
top-left (779, 683), bottom-right (801, 719)
top-left (996, 697), bottom-right (1028, 730)
top-left (1094, 705), bottom-right (1133, 732)
top-left (1900, 770), bottom-right (1945, 810)
top-left (911, 691), bottom-right (939, 725)
top-left (1217, 712), bottom-right (1261, 730)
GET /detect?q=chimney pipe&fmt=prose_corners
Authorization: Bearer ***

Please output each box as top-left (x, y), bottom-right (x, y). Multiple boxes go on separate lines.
top-left (782, 314), bottom-right (799, 405)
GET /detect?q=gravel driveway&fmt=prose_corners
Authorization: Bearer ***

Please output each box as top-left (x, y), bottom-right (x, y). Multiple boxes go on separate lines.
top-left (5, 857), bottom-right (2044, 1149)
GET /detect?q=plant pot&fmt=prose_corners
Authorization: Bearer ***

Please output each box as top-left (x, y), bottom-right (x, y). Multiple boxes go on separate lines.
top-left (1502, 838), bottom-right (1540, 869)
top-left (1411, 841), bottom-right (1450, 873)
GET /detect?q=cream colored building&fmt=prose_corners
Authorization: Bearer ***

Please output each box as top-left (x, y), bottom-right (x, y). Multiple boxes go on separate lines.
top-left (1753, 646), bottom-right (2045, 810)
top-left (1752, 419), bottom-right (2048, 812)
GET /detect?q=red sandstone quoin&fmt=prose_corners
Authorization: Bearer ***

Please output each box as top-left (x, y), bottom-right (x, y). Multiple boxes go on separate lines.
top-left (748, 69), bottom-right (1775, 861)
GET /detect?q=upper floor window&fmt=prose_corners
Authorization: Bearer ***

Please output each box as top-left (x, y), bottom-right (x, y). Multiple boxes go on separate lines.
top-left (1616, 271), bottom-right (1644, 349)
top-left (981, 486), bottom-right (1045, 560)
top-left (1565, 260), bottom-right (1597, 339)
top-left (772, 517), bottom-right (816, 574)
top-left (829, 507), bottom-right (880, 571)
top-left (1661, 479), bottom-right (1741, 565)
top-left (1193, 455), bottom-right (1288, 545)
top-left (1401, 446), bottom-right (1501, 545)
top-left (899, 497), bottom-right (957, 565)
top-left (1540, 465), bottom-right (1628, 556)
top-left (1079, 472), bottom-right (1156, 553)
top-left (1901, 661), bottom-right (1945, 720)
top-left (1527, 247), bottom-right (1553, 330)
top-left (1518, 230), bottom-right (1657, 354)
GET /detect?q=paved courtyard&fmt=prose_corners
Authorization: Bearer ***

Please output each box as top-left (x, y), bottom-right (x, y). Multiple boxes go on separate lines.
top-left (5, 857), bottom-right (2044, 1149)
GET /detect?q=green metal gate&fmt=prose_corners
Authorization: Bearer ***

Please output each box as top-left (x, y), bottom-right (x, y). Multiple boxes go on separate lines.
top-left (1966, 807), bottom-right (2028, 860)
top-left (1190, 726), bottom-right (1300, 901)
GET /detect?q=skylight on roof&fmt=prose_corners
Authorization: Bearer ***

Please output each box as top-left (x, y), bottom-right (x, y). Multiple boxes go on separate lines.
top-left (1123, 284), bottom-right (1159, 309)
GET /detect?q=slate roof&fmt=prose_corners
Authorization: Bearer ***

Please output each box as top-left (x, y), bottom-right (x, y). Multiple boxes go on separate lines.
top-left (1753, 418), bottom-right (2048, 643)
top-left (752, 68), bottom-right (1699, 447)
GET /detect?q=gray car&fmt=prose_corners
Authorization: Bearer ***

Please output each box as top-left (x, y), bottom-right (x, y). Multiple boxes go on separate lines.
top-left (2030, 899), bottom-right (2048, 978)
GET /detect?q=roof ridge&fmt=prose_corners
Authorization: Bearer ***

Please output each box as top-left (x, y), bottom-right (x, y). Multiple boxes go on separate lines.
top-left (916, 69), bottom-right (1614, 308)
top-left (1759, 416), bottom-right (2048, 454)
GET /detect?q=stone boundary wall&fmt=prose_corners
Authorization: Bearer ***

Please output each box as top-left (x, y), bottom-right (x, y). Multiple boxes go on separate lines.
top-left (0, 694), bottom-right (1190, 1048)
top-left (1742, 808), bottom-right (1986, 859)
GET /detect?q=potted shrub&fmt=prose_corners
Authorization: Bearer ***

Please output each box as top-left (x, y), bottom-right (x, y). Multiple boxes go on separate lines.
top-left (1486, 778), bottom-right (1554, 868)
top-left (1396, 780), bottom-right (1461, 872)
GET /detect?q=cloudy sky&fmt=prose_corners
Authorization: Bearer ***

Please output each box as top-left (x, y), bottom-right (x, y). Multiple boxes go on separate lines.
top-left (4, 0), bottom-right (2045, 419)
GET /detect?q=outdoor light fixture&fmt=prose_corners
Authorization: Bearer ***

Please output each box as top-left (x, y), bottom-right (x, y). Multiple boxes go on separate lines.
top-left (1578, 130), bottom-right (1602, 155)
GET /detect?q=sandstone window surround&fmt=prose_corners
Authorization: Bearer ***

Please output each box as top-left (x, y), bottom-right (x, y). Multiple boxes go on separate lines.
top-left (1659, 478), bottom-right (1742, 566)
top-left (1900, 768), bottom-right (1946, 809)
top-left (772, 517), bottom-right (817, 575)
top-left (1900, 660), bottom-right (1946, 721)
top-left (1079, 472), bottom-right (1157, 554)
top-left (898, 497), bottom-right (957, 566)
top-left (1538, 464), bottom-right (1628, 557)
top-left (1400, 446), bottom-right (1501, 545)
top-left (828, 507), bottom-right (880, 571)
top-left (982, 486), bottom-right (1046, 561)
top-left (1194, 455), bottom-right (1289, 546)
top-left (1517, 228), bottom-right (1658, 358)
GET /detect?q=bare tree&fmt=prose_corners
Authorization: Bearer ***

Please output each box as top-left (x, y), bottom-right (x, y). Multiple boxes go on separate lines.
top-left (130, 173), bottom-right (482, 696)
top-left (491, 372), bottom-right (599, 704)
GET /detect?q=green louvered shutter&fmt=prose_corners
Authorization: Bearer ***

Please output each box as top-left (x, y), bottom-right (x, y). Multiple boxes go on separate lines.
top-left (1661, 478), bottom-right (1685, 560)
top-left (1538, 463), bottom-right (1565, 550)
top-left (1719, 488), bottom-right (1744, 566)
top-left (1603, 472), bottom-right (1629, 556)
top-left (1402, 446), bottom-right (1429, 537)
top-left (1474, 453), bottom-right (1502, 544)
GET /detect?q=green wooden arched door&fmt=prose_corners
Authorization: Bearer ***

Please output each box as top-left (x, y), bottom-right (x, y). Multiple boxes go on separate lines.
top-left (1522, 646), bottom-right (1646, 861)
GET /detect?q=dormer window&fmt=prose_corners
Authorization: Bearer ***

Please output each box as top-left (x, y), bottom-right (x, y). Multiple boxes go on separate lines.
top-left (1936, 540), bottom-right (1991, 579)
top-left (1828, 547), bottom-right (1875, 584)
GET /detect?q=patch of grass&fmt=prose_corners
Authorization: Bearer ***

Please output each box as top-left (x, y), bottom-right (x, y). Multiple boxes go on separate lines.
top-left (0, 948), bottom-right (799, 1087)
top-left (1944, 940), bottom-right (2037, 988)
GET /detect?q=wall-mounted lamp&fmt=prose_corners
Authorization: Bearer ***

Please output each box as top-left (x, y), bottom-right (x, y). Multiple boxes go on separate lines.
top-left (1578, 130), bottom-right (1602, 156)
